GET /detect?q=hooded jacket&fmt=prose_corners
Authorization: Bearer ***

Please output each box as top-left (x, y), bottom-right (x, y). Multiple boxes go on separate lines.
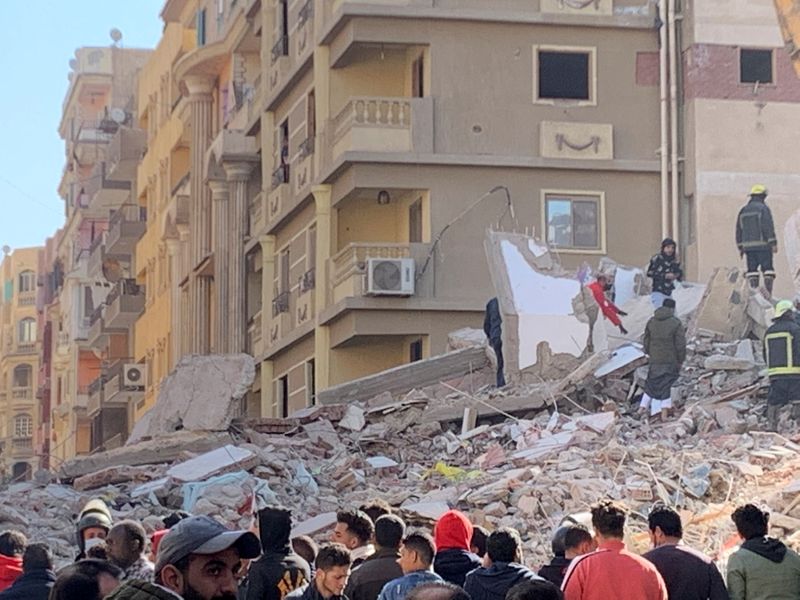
top-left (647, 239), bottom-right (683, 296)
top-left (75, 499), bottom-right (112, 559)
top-left (245, 507), bottom-right (310, 600)
top-left (643, 306), bottom-right (686, 367)
top-left (736, 197), bottom-right (777, 253)
top-left (0, 569), bottom-right (56, 600)
top-left (463, 562), bottom-right (543, 600)
top-left (345, 547), bottom-right (403, 600)
top-left (727, 537), bottom-right (800, 600)
top-left (586, 281), bottom-right (623, 327)
top-left (537, 556), bottom-right (572, 587)
top-left (433, 511), bottom-right (481, 587)
top-left (106, 580), bottom-right (180, 600)
top-left (0, 556), bottom-right (23, 593)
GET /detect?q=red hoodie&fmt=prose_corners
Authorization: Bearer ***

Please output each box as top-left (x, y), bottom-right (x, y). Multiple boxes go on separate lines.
top-left (587, 281), bottom-right (622, 327)
top-left (0, 554), bottom-right (23, 592)
top-left (434, 510), bottom-right (473, 551)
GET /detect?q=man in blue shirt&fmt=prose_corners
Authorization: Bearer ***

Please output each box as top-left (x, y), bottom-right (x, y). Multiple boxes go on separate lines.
top-left (378, 533), bottom-right (442, 600)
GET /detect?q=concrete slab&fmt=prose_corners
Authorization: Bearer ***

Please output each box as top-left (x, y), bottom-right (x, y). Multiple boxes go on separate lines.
top-left (291, 512), bottom-right (337, 538)
top-left (692, 268), bottom-right (750, 341)
top-left (166, 445), bottom-right (258, 483)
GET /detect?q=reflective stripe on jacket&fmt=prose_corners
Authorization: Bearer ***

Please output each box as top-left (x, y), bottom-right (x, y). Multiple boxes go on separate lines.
top-left (765, 318), bottom-right (800, 377)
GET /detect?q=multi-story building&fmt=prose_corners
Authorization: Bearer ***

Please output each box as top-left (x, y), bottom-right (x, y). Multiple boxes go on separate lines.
top-left (51, 45), bottom-right (151, 461)
top-left (680, 0), bottom-right (800, 298)
top-left (133, 17), bottom-right (194, 420)
top-left (239, 0), bottom-right (665, 416)
top-left (0, 246), bottom-right (43, 480)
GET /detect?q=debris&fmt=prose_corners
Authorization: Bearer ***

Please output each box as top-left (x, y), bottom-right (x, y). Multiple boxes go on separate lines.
top-left (338, 405), bottom-right (366, 432)
top-left (166, 445), bottom-right (258, 483)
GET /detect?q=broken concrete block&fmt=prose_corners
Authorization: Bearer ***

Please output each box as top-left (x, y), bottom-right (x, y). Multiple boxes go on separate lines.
top-left (366, 456), bottom-right (399, 470)
top-left (401, 501), bottom-right (451, 521)
top-left (74, 465), bottom-right (162, 491)
top-left (167, 445), bottom-right (258, 483)
top-left (338, 405), bottom-right (366, 432)
top-left (303, 420), bottom-right (340, 450)
top-left (129, 354), bottom-right (256, 442)
top-left (447, 328), bottom-right (487, 351)
top-left (693, 268), bottom-right (750, 341)
top-left (704, 354), bottom-right (756, 371)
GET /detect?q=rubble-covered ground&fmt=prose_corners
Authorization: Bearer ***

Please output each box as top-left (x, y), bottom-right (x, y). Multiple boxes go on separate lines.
top-left (7, 324), bottom-right (800, 572)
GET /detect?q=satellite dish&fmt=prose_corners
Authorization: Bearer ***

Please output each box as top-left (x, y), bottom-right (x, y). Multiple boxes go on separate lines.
top-left (102, 257), bottom-right (123, 284)
top-left (69, 59), bottom-right (78, 70)
top-left (110, 108), bottom-right (126, 124)
top-left (110, 28), bottom-right (123, 43)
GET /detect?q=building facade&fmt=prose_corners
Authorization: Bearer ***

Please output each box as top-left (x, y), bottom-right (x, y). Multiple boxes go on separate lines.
top-left (0, 247), bottom-right (43, 480)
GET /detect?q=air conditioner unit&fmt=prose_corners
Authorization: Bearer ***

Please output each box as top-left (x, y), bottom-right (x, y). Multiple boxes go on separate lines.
top-left (122, 364), bottom-right (146, 391)
top-left (366, 258), bottom-right (415, 296)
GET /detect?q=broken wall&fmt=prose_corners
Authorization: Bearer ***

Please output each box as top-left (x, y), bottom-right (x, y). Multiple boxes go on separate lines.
top-left (691, 268), bottom-right (750, 341)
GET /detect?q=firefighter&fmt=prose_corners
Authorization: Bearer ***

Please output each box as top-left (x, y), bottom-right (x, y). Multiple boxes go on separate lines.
top-left (736, 185), bottom-right (778, 295)
top-left (764, 300), bottom-right (800, 431)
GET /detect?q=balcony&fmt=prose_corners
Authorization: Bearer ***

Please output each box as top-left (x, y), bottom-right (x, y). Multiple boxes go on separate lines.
top-left (247, 312), bottom-right (263, 358)
top-left (106, 205), bottom-right (147, 256)
top-left (249, 192), bottom-right (265, 238)
top-left (17, 292), bottom-right (36, 307)
top-left (88, 376), bottom-right (104, 416)
top-left (87, 235), bottom-right (106, 277)
top-left (328, 96), bottom-right (433, 166)
top-left (87, 304), bottom-right (112, 348)
top-left (56, 332), bottom-right (70, 355)
top-left (11, 387), bottom-right (33, 403)
top-left (267, 164), bottom-right (292, 228)
top-left (246, 75), bottom-right (264, 133)
top-left (72, 119), bottom-right (117, 166)
top-left (104, 279), bottom-right (145, 330)
top-left (14, 342), bottom-right (37, 356)
top-left (294, 136), bottom-right (315, 196)
top-left (86, 161), bottom-right (131, 212)
top-left (10, 438), bottom-right (33, 458)
top-left (106, 127), bottom-right (147, 182)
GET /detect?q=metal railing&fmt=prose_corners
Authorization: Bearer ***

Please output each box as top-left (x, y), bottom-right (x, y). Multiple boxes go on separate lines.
top-left (300, 268), bottom-right (316, 293)
top-left (272, 291), bottom-right (290, 316)
top-left (299, 136), bottom-right (315, 159)
top-left (271, 163), bottom-right (290, 190)
top-left (271, 35), bottom-right (289, 62)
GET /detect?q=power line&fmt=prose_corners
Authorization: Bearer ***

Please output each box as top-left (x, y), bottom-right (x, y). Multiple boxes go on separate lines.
top-left (0, 175), bottom-right (63, 216)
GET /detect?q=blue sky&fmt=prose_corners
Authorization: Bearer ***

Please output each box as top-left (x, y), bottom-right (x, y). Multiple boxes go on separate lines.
top-left (0, 1), bottom-right (164, 250)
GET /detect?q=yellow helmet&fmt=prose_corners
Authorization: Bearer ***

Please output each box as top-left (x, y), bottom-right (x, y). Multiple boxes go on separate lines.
top-left (750, 184), bottom-right (768, 196)
top-left (774, 300), bottom-right (794, 319)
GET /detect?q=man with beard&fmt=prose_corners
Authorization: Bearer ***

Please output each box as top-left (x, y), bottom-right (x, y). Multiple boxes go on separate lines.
top-left (106, 515), bottom-right (261, 600)
top-left (286, 544), bottom-right (352, 600)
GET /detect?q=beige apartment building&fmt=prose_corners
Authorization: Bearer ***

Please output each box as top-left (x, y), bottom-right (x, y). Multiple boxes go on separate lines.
top-left (0, 247), bottom-right (42, 480)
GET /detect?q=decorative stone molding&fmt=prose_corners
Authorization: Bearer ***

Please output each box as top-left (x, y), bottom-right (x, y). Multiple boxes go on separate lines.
top-left (540, 121), bottom-right (614, 160)
top-left (540, 0), bottom-right (612, 16)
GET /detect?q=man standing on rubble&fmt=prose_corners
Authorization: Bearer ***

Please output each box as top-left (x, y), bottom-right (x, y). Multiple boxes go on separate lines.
top-left (642, 504), bottom-right (728, 600)
top-left (561, 500), bottom-right (667, 600)
top-left (647, 238), bottom-right (683, 309)
top-left (727, 503), bottom-right (800, 600)
top-left (763, 300), bottom-right (800, 431)
top-left (483, 298), bottom-right (506, 387)
top-left (736, 185), bottom-right (778, 295)
top-left (586, 275), bottom-right (628, 336)
top-left (640, 297), bottom-right (685, 422)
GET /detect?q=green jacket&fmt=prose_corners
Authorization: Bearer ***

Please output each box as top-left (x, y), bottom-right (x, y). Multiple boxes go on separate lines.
top-left (727, 542), bottom-right (800, 600)
top-left (105, 580), bottom-right (180, 600)
top-left (643, 306), bottom-right (686, 366)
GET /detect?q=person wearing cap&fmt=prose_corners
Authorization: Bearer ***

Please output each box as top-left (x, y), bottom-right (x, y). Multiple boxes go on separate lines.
top-left (763, 300), bottom-right (800, 431)
top-left (286, 544), bottom-right (352, 600)
top-left (106, 515), bottom-right (261, 600)
top-left (736, 185), bottom-right (778, 295)
top-left (639, 297), bottom-right (686, 422)
top-left (76, 499), bottom-right (113, 561)
top-left (647, 238), bottom-right (683, 309)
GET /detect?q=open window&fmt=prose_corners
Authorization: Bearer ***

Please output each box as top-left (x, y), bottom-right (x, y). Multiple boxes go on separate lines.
top-left (534, 46), bottom-right (596, 105)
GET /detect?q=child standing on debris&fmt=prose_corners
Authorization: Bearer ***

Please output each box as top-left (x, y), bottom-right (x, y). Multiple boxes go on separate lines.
top-left (640, 297), bottom-right (686, 422)
top-left (646, 239), bottom-right (683, 309)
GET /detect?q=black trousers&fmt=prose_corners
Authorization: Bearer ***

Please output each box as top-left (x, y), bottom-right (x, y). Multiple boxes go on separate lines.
top-left (745, 249), bottom-right (775, 276)
top-left (491, 339), bottom-right (506, 387)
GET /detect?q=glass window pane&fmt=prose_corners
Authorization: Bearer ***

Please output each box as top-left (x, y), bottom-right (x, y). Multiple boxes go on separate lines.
top-left (546, 199), bottom-right (573, 247)
top-left (573, 200), bottom-right (599, 248)
top-left (539, 51), bottom-right (590, 100)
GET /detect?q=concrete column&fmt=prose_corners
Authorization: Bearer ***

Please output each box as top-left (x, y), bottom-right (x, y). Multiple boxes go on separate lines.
top-left (260, 359), bottom-right (274, 418)
top-left (209, 179), bottom-right (230, 353)
top-left (185, 75), bottom-right (214, 354)
top-left (165, 238), bottom-right (180, 367)
top-left (225, 162), bottom-right (255, 353)
top-left (259, 235), bottom-right (276, 345)
top-left (312, 185), bottom-right (332, 393)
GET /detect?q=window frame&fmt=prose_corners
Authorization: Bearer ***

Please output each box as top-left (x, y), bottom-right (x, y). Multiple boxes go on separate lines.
top-left (18, 271), bottom-right (36, 294)
top-left (18, 318), bottom-right (36, 344)
top-left (739, 47), bottom-right (775, 86)
top-left (533, 45), bottom-right (597, 107)
top-left (541, 189), bottom-right (606, 254)
top-left (13, 414), bottom-right (32, 438)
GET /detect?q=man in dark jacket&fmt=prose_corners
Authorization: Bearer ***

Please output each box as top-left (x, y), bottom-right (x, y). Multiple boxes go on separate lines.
top-left (246, 507), bottom-right (311, 600)
top-left (763, 300), bottom-right (800, 431)
top-left (643, 505), bottom-right (728, 600)
top-left (286, 545), bottom-right (352, 600)
top-left (0, 543), bottom-right (55, 600)
top-left (647, 238), bottom-right (683, 309)
top-left (464, 528), bottom-right (543, 600)
top-left (736, 185), bottom-right (778, 294)
top-left (640, 297), bottom-right (686, 422)
top-left (483, 298), bottom-right (505, 387)
top-left (538, 525), bottom-right (594, 588)
top-left (432, 510), bottom-right (481, 587)
top-left (345, 515), bottom-right (404, 600)
top-left (51, 559), bottom-right (123, 600)
top-left (727, 503), bottom-right (800, 600)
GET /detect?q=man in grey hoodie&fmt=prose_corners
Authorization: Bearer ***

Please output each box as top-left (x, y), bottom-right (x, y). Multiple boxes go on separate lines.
top-left (727, 503), bottom-right (800, 600)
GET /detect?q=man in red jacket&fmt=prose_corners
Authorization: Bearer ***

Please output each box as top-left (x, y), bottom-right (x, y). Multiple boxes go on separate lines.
top-left (432, 511), bottom-right (481, 587)
top-left (586, 275), bottom-right (628, 335)
top-left (0, 531), bottom-right (26, 592)
top-left (562, 500), bottom-right (667, 600)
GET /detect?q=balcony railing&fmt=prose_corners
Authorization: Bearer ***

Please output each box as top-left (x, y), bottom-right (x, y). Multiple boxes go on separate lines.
top-left (247, 312), bottom-right (263, 357)
top-left (299, 136), bottom-right (315, 160)
top-left (300, 268), bottom-right (316, 293)
top-left (11, 387), bottom-right (32, 401)
top-left (106, 205), bottom-right (147, 255)
top-left (333, 97), bottom-right (412, 144)
top-left (105, 278), bottom-right (145, 329)
top-left (272, 291), bottom-right (290, 317)
top-left (17, 292), bottom-right (36, 307)
top-left (271, 163), bottom-right (290, 190)
top-left (299, 0), bottom-right (314, 24)
top-left (271, 35), bottom-right (289, 63)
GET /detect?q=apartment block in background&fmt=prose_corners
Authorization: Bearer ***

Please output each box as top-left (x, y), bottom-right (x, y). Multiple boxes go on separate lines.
top-left (0, 247), bottom-right (43, 481)
top-left (51, 45), bottom-right (151, 462)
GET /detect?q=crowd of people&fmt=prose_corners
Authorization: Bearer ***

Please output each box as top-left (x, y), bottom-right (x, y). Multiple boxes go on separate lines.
top-left (0, 496), bottom-right (797, 600)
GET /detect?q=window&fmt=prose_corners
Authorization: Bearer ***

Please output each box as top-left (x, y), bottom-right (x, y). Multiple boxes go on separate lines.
top-left (278, 375), bottom-right (289, 417)
top-left (280, 249), bottom-right (290, 293)
top-left (534, 46), bottom-right (595, 104)
top-left (544, 192), bottom-right (604, 252)
top-left (196, 9), bottom-right (207, 46)
top-left (18, 318), bottom-right (36, 343)
top-left (412, 55), bottom-right (424, 98)
top-left (305, 360), bottom-right (316, 407)
top-left (307, 90), bottom-right (316, 141)
top-left (83, 286), bottom-right (94, 318)
top-left (410, 339), bottom-right (423, 363)
top-left (18, 271), bottom-right (35, 293)
top-left (13, 415), bottom-right (32, 438)
top-left (13, 365), bottom-right (31, 388)
top-left (740, 49), bottom-right (773, 84)
top-left (409, 199), bottom-right (423, 243)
